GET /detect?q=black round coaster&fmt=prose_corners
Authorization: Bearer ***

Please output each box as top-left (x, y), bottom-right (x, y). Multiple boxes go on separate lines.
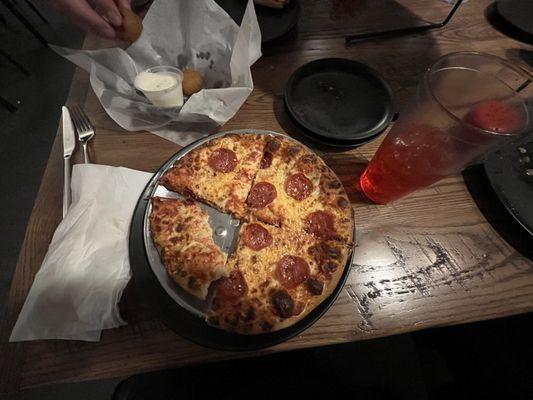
top-left (285, 58), bottom-right (395, 147)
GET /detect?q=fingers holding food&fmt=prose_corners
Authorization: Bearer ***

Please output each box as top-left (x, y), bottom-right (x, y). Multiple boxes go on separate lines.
top-left (116, 5), bottom-right (143, 42)
top-left (50, 0), bottom-right (117, 38)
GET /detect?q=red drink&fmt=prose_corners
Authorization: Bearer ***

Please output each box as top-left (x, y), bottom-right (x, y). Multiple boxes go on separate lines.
top-left (360, 124), bottom-right (453, 204)
top-left (359, 52), bottom-right (531, 204)
top-left (463, 100), bottom-right (522, 138)
top-left (361, 100), bottom-right (525, 204)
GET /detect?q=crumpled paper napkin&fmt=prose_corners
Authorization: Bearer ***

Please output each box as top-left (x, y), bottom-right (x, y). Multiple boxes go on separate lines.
top-left (51, 0), bottom-right (262, 146)
top-left (10, 164), bottom-right (152, 342)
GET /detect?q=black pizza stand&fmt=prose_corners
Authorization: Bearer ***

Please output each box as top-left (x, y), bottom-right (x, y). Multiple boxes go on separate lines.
top-left (128, 130), bottom-right (356, 351)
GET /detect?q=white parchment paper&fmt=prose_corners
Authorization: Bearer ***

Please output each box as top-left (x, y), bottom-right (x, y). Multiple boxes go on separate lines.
top-left (51, 0), bottom-right (261, 146)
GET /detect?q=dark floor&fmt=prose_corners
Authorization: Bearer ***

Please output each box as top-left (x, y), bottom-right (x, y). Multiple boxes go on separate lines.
top-left (0, 0), bottom-right (84, 310)
top-left (0, 2), bottom-right (123, 399)
top-left (2, 2), bottom-right (533, 400)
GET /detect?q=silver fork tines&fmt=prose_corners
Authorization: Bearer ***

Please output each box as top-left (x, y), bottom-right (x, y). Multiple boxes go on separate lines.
top-left (70, 105), bottom-right (95, 164)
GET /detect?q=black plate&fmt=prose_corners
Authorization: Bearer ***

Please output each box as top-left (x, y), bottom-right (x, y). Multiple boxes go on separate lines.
top-left (128, 131), bottom-right (355, 351)
top-left (285, 101), bottom-right (390, 149)
top-left (215, 0), bottom-right (300, 44)
top-left (284, 58), bottom-right (395, 146)
top-left (496, 0), bottom-right (533, 35)
top-left (484, 132), bottom-right (533, 236)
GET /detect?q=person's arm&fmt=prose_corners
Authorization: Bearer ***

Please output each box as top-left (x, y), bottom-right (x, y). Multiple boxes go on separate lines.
top-left (49, 0), bottom-right (131, 39)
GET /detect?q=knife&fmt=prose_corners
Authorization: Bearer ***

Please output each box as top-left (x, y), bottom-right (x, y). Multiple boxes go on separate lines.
top-left (62, 106), bottom-right (76, 218)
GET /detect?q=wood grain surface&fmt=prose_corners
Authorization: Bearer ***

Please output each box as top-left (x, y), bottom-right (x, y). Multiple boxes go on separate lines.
top-left (2, 0), bottom-right (533, 392)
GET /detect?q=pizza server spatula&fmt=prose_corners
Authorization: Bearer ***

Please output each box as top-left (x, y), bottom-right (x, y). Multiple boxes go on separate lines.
top-left (152, 185), bottom-right (242, 255)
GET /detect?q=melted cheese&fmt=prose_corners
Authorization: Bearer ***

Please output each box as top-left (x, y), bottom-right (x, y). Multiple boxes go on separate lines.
top-left (149, 198), bottom-right (228, 299)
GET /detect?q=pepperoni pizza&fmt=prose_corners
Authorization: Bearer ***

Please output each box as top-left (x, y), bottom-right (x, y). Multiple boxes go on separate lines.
top-left (206, 220), bottom-right (352, 333)
top-left (160, 134), bottom-right (266, 219)
top-left (149, 197), bottom-right (228, 299)
top-left (248, 136), bottom-right (353, 242)
top-left (150, 133), bottom-right (354, 334)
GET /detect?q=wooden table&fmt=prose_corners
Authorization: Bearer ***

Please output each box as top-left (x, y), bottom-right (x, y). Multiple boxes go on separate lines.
top-left (2, 0), bottom-right (533, 393)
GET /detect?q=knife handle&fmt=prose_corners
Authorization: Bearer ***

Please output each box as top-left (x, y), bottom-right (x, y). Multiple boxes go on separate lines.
top-left (63, 156), bottom-right (71, 218)
top-left (82, 142), bottom-right (90, 164)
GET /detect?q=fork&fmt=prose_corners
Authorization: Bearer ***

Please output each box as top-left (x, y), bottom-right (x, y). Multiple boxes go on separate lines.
top-left (70, 105), bottom-right (95, 164)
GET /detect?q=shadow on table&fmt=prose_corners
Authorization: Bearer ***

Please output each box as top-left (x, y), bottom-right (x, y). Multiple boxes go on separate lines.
top-left (484, 2), bottom-right (533, 45)
top-left (462, 164), bottom-right (533, 260)
top-left (505, 48), bottom-right (533, 70)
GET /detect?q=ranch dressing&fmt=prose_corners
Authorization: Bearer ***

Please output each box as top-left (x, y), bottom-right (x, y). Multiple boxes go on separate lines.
top-left (134, 66), bottom-right (184, 108)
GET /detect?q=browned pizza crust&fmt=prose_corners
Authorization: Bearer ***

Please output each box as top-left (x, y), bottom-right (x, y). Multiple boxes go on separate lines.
top-left (149, 197), bottom-right (228, 299)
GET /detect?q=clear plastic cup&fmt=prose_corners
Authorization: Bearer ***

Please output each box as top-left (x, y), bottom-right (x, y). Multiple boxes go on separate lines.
top-left (134, 66), bottom-right (184, 108)
top-left (360, 52), bottom-right (532, 204)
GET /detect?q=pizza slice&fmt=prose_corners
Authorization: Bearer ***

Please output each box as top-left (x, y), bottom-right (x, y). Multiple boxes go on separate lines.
top-left (149, 197), bottom-right (228, 299)
top-left (299, 164), bottom-right (354, 244)
top-left (206, 220), bottom-right (351, 334)
top-left (159, 134), bottom-right (266, 219)
top-left (247, 136), bottom-right (354, 244)
top-left (244, 136), bottom-right (305, 226)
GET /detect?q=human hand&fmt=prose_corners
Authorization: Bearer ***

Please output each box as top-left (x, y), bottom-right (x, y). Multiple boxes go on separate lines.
top-left (49, 0), bottom-right (131, 39)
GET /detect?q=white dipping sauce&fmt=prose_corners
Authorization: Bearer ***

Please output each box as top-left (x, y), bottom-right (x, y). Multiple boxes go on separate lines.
top-left (134, 69), bottom-right (184, 108)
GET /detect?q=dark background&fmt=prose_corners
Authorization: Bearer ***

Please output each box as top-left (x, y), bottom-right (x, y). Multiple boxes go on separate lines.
top-left (1, 1), bottom-right (533, 399)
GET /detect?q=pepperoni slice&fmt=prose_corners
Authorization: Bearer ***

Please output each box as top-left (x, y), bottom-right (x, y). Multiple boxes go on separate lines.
top-left (337, 197), bottom-right (350, 209)
top-left (285, 173), bottom-right (313, 201)
top-left (306, 278), bottom-right (324, 295)
top-left (276, 255), bottom-right (310, 289)
top-left (216, 270), bottom-right (247, 302)
top-left (246, 182), bottom-right (277, 208)
top-left (271, 289), bottom-right (294, 318)
top-left (304, 211), bottom-right (335, 240)
top-left (242, 223), bottom-right (273, 251)
top-left (208, 148), bottom-right (238, 173)
top-left (260, 151), bottom-right (273, 169)
top-left (265, 138), bottom-right (281, 153)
